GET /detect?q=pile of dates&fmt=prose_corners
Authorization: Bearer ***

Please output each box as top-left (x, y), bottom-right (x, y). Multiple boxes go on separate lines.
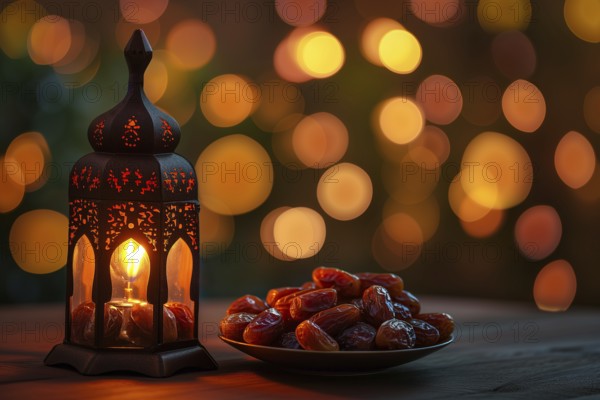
top-left (220, 267), bottom-right (454, 351)
top-left (71, 302), bottom-right (194, 346)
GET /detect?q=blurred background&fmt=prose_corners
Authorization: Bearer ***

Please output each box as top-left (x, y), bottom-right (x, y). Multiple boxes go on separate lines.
top-left (0, 0), bottom-right (598, 308)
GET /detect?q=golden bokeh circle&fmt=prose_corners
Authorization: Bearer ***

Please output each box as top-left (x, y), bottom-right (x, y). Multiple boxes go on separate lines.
top-left (9, 209), bottom-right (69, 274)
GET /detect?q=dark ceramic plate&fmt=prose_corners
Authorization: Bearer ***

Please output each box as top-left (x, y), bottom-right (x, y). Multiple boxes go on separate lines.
top-left (219, 335), bottom-right (453, 375)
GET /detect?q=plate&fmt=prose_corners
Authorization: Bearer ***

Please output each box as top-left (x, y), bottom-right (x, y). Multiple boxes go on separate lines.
top-left (219, 335), bottom-right (453, 375)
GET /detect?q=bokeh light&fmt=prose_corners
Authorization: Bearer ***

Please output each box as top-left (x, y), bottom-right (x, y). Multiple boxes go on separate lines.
top-left (360, 18), bottom-right (403, 66)
top-left (409, 0), bottom-right (462, 25)
top-left (271, 116), bottom-right (306, 167)
top-left (9, 209), bottom-right (68, 274)
top-left (200, 207), bottom-right (234, 257)
top-left (166, 19), bottom-right (216, 70)
top-left (461, 131), bottom-right (533, 209)
top-left (120, 0), bottom-right (169, 24)
top-left (292, 112), bottom-right (349, 168)
top-left (115, 19), bottom-right (161, 48)
top-left (461, 76), bottom-right (501, 126)
top-left (502, 79), bottom-right (546, 133)
top-left (491, 31), bottom-right (536, 80)
top-left (373, 215), bottom-right (423, 272)
top-left (383, 162), bottom-right (439, 205)
top-left (583, 86), bottom-right (600, 134)
top-left (261, 206), bottom-right (292, 261)
top-left (28, 15), bottom-right (71, 65)
top-left (574, 166), bottom-right (600, 203)
top-left (275, 0), bottom-right (327, 26)
top-left (5, 132), bottom-right (50, 191)
top-left (200, 74), bottom-right (258, 127)
top-left (554, 130), bottom-right (596, 189)
top-left (533, 260), bottom-right (577, 312)
top-left (273, 207), bottom-right (326, 260)
top-left (383, 196), bottom-right (440, 241)
top-left (274, 28), bottom-right (315, 83)
top-left (0, 157), bottom-right (25, 213)
top-left (144, 54), bottom-right (168, 102)
top-left (408, 125), bottom-right (451, 167)
top-left (477, 0), bottom-right (532, 32)
top-left (379, 29), bottom-right (422, 74)
top-left (52, 20), bottom-right (99, 76)
top-left (0, 0), bottom-right (43, 59)
top-left (460, 209), bottom-right (505, 238)
top-left (296, 31), bottom-right (345, 79)
top-left (195, 134), bottom-right (273, 215)
top-left (317, 163), bottom-right (373, 221)
top-left (375, 97), bottom-right (424, 144)
top-left (449, 171), bottom-right (494, 222)
top-left (515, 205), bottom-right (562, 261)
top-left (252, 79), bottom-right (305, 132)
top-left (564, 0), bottom-right (600, 43)
top-left (416, 75), bottom-right (463, 125)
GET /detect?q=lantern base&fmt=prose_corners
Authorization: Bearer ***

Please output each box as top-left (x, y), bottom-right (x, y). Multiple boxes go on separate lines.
top-left (45, 342), bottom-right (218, 377)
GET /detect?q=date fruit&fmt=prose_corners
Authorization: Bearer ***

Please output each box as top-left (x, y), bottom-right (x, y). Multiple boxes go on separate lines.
top-left (266, 287), bottom-right (300, 307)
top-left (71, 302), bottom-right (124, 345)
top-left (337, 322), bottom-right (377, 351)
top-left (289, 289), bottom-right (337, 321)
top-left (392, 302), bottom-right (412, 321)
top-left (357, 272), bottom-right (404, 298)
top-left (416, 313), bottom-right (454, 342)
top-left (312, 267), bottom-right (361, 298)
top-left (301, 281), bottom-right (317, 290)
top-left (163, 306), bottom-right (179, 343)
top-left (277, 331), bottom-right (301, 349)
top-left (274, 288), bottom-right (316, 320)
top-left (220, 312), bottom-right (256, 341)
top-left (227, 295), bottom-right (268, 315)
top-left (362, 285), bottom-right (395, 327)
top-left (71, 302), bottom-right (95, 345)
top-left (408, 318), bottom-right (440, 347)
top-left (309, 304), bottom-right (361, 336)
top-left (393, 290), bottom-right (421, 316)
top-left (243, 308), bottom-right (285, 345)
top-left (295, 320), bottom-right (339, 351)
top-left (375, 319), bottom-right (416, 350)
top-left (165, 302), bottom-right (194, 340)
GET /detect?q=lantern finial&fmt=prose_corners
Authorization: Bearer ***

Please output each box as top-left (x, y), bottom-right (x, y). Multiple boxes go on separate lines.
top-left (124, 29), bottom-right (152, 85)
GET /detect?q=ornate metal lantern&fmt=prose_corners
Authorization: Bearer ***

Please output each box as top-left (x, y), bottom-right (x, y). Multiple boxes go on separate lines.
top-left (45, 30), bottom-right (217, 377)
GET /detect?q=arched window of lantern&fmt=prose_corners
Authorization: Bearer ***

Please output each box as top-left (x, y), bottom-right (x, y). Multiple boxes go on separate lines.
top-left (106, 237), bottom-right (153, 347)
top-left (164, 238), bottom-right (195, 342)
top-left (70, 234), bottom-right (95, 345)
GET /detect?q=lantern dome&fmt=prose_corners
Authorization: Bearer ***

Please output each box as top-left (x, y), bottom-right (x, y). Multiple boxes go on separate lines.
top-left (87, 29), bottom-right (181, 154)
top-left (70, 30), bottom-right (197, 203)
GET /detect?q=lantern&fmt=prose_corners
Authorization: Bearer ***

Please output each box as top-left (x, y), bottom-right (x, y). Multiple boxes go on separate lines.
top-left (45, 30), bottom-right (217, 377)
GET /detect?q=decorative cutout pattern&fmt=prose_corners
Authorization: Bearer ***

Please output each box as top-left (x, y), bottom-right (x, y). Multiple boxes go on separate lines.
top-left (69, 199), bottom-right (99, 247)
top-left (92, 120), bottom-right (104, 148)
top-left (107, 168), bottom-right (158, 195)
top-left (163, 168), bottom-right (196, 194)
top-left (71, 165), bottom-right (101, 192)
top-left (122, 115), bottom-right (141, 148)
top-left (160, 118), bottom-right (175, 148)
top-left (163, 203), bottom-right (199, 252)
top-left (105, 202), bottom-right (160, 251)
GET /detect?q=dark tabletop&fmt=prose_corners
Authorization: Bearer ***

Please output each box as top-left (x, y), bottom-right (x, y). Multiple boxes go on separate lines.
top-left (1, 297), bottom-right (599, 399)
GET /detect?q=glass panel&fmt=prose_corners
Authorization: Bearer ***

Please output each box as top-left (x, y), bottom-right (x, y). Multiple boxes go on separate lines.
top-left (105, 238), bottom-right (153, 347)
top-left (70, 235), bottom-right (95, 345)
top-left (164, 238), bottom-right (195, 342)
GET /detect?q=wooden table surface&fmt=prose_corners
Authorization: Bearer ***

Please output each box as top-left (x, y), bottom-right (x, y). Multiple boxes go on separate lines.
top-left (1, 297), bottom-right (599, 399)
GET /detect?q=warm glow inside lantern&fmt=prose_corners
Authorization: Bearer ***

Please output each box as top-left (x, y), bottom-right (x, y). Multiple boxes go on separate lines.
top-left (45, 29), bottom-right (217, 377)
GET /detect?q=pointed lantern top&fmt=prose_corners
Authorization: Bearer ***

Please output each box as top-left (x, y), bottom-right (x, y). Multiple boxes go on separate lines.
top-left (87, 29), bottom-right (181, 154)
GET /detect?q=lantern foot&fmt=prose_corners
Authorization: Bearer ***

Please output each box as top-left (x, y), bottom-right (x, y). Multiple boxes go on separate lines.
top-left (45, 342), bottom-right (218, 377)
